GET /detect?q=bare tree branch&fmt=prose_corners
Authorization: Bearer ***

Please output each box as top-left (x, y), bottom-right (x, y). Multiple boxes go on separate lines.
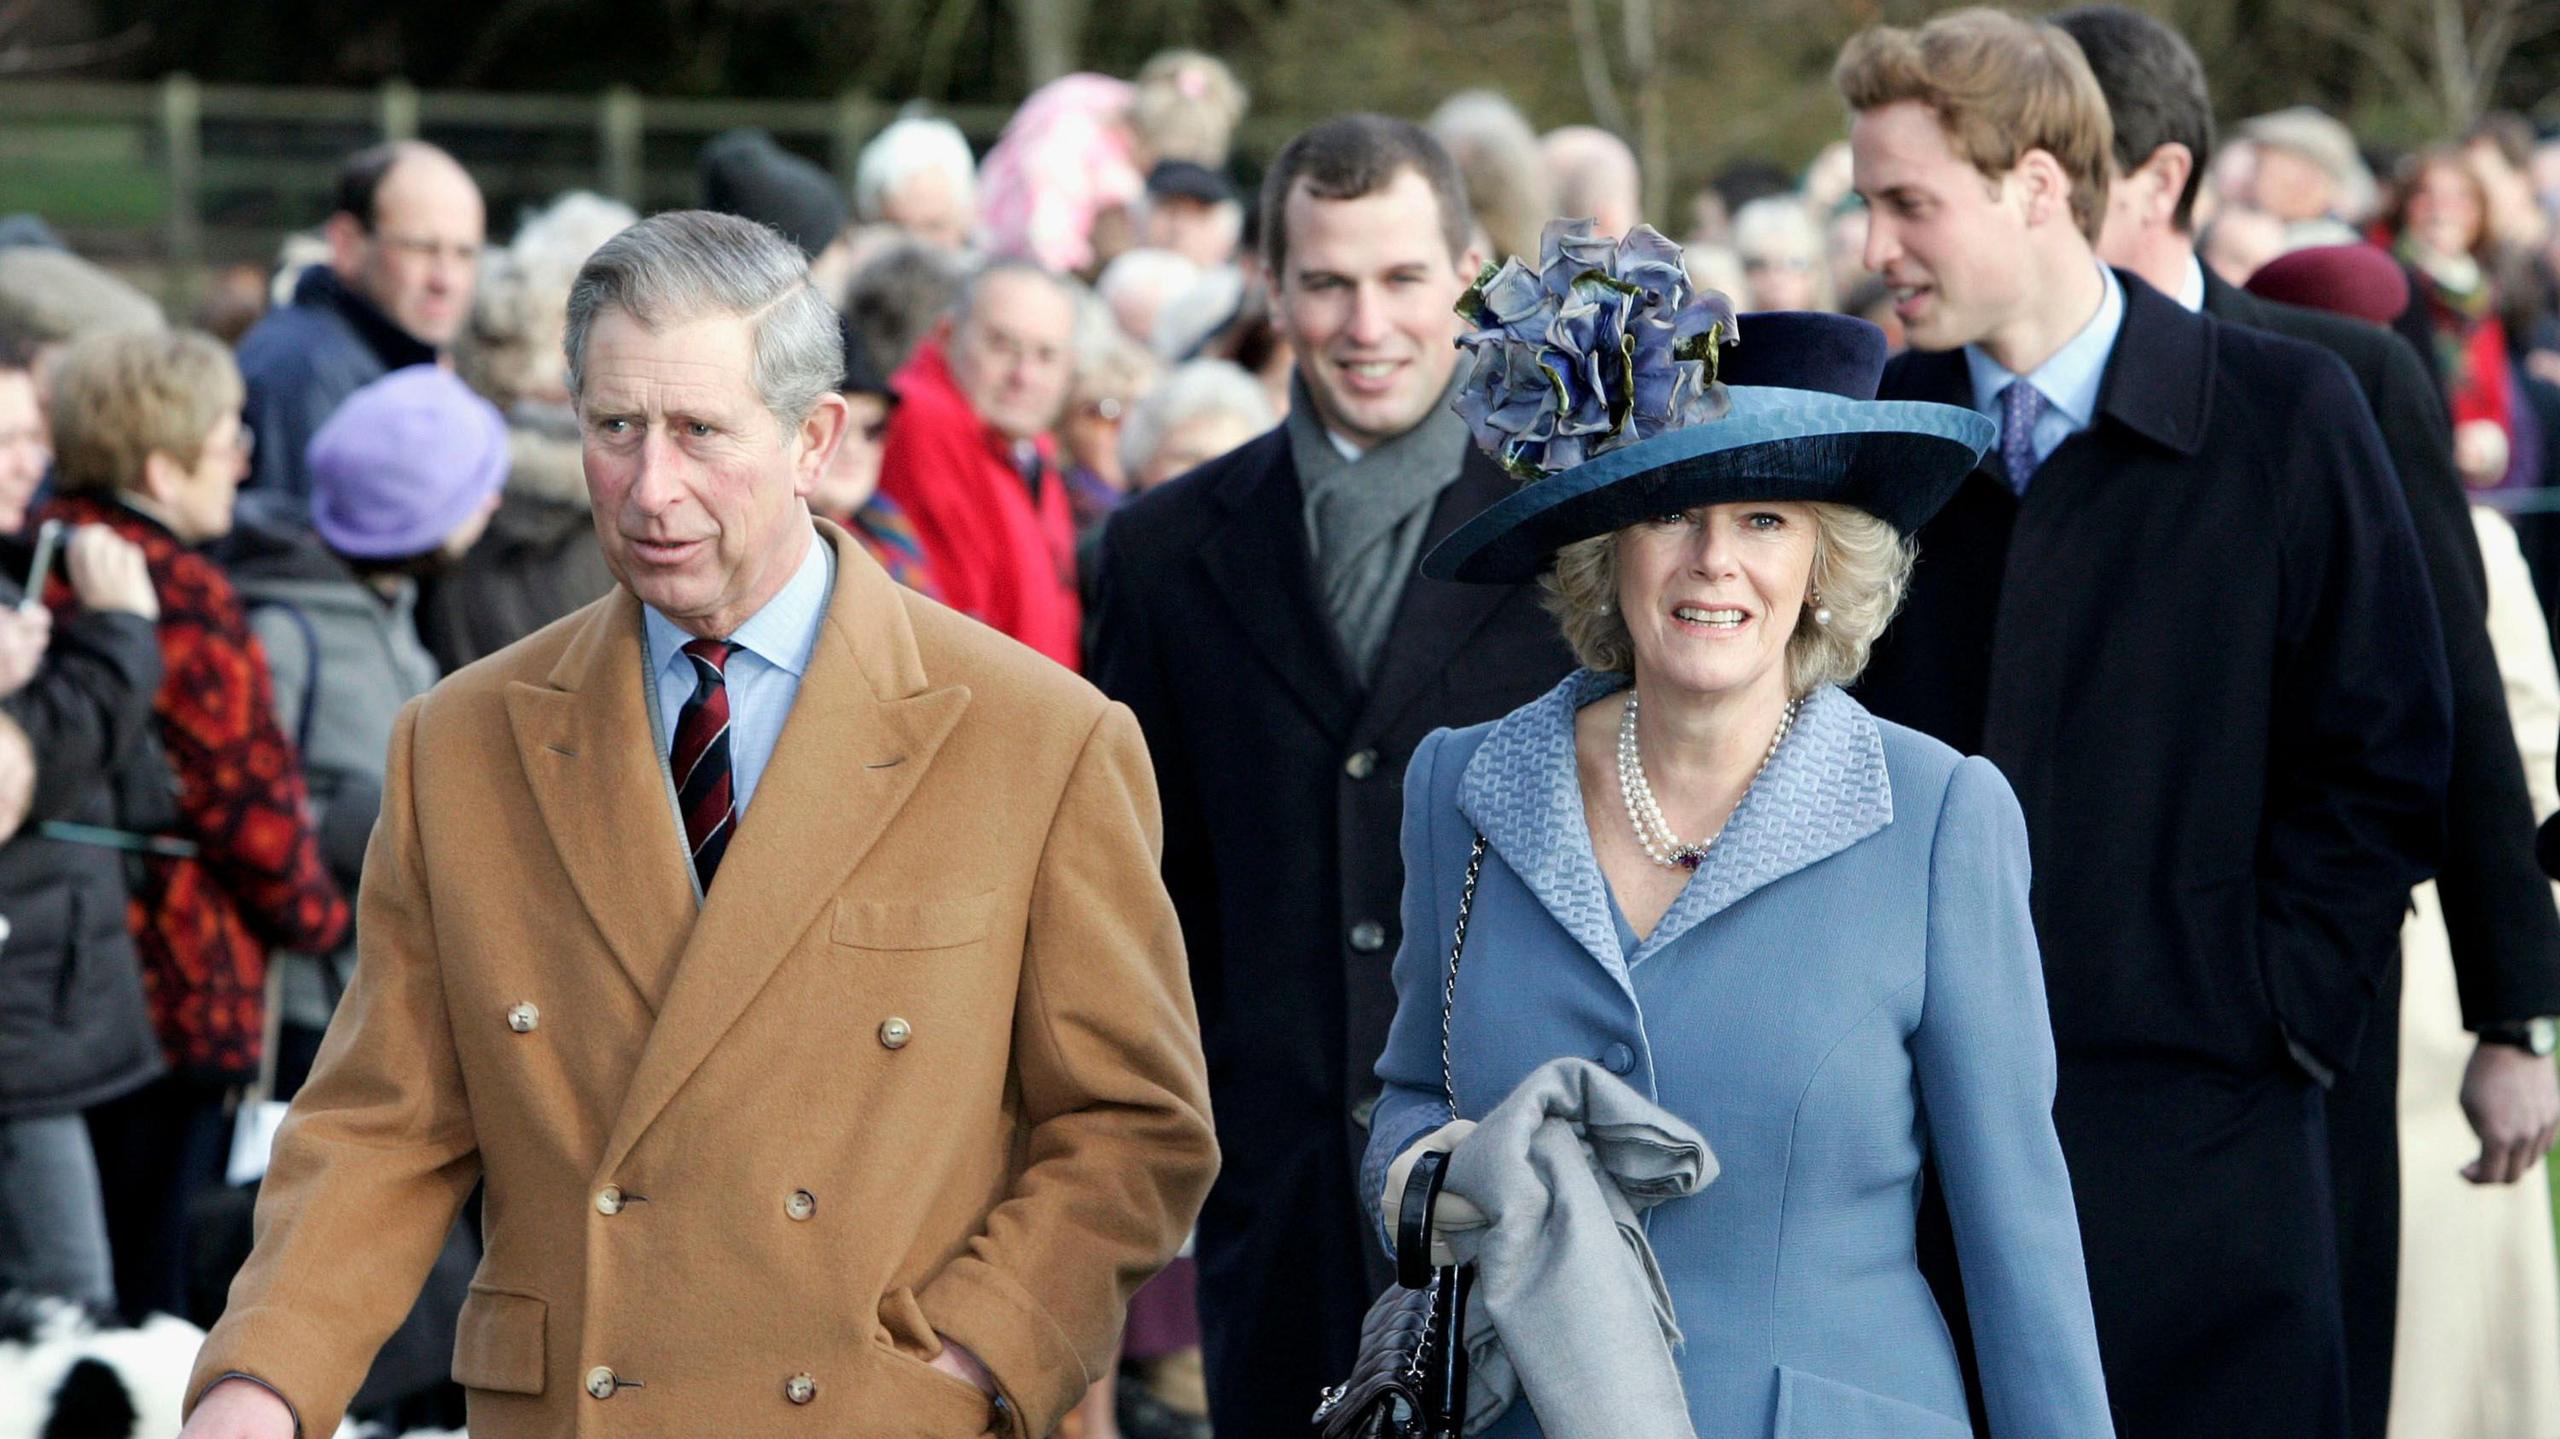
top-left (0, 23), bottom-right (151, 77)
top-left (1565, 0), bottom-right (1630, 136)
top-left (2295, 0), bottom-right (2438, 126)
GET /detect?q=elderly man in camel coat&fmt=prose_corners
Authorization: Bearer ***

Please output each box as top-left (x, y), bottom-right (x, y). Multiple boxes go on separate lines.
top-left (179, 209), bottom-right (1218, 1439)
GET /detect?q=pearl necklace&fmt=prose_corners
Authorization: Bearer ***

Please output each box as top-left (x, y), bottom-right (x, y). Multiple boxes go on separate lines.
top-left (1617, 689), bottom-right (1801, 871)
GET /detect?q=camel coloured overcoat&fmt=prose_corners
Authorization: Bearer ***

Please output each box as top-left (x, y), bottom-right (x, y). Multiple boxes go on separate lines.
top-left (187, 521), bottom-right (1218, 1439)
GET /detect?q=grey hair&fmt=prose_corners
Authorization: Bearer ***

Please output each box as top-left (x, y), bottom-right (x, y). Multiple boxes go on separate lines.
top-left (853, 117), bottom-right (977, 222)
top-left (1544, 502), bottom-right (1915, 696)
top-left (1119, 358), bottom-right (1274, 479)
top-left (564, 209), bottom-right (842, 428)
top-left (951, 256), bottom-right (1082, 330)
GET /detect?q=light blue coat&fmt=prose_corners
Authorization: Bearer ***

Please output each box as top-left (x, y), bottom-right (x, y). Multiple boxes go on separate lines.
top-left (1363, 671), bottom-right (2113, 1438)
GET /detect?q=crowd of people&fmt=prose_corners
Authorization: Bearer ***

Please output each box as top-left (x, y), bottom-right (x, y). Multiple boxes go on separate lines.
top-left (6, 6), bottom-right (2560, 1438)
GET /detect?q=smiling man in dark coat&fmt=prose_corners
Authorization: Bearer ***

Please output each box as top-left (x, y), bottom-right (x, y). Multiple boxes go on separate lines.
top-left (1839, 12), bottom-right (2451, 1437)
top-left (2054, 13), bottom-right (2560, 1434)
top-left (1088, 116), bottom-right (1573, 1439)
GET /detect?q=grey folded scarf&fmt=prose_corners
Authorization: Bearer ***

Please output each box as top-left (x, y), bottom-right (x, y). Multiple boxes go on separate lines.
top-left (1442, 1057), bottom-right (1715, 1439)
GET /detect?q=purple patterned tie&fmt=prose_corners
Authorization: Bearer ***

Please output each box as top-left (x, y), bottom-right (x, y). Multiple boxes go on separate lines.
top-left (1999, 379), bottom-right (2049, 495)
top-left (670, 638), bottom-right (736, 891)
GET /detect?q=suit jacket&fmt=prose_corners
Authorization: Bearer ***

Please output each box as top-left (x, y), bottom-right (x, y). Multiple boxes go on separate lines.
top-left (2205, 271), bottom-right (2560, 1027)
top-left (187, 522), bottom-right (1217, 1439)
top-left (1088, 427), bottom-right (1574, 1438)
top-left (1862, 273), bottom-right (2452, 1080)
top-left (1365, 676), bottom-right (2113, 1439)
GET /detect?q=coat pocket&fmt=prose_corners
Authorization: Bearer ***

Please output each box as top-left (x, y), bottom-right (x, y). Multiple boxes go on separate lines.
top-left (450, 1283), bottom-right (546, 1394)
top-left (831, 894), bottom-right (994, 951)
top-left (865, 1342), bottom-right (998, 1436)
top-left (1771, 1365), bottom-right (1970, 1439)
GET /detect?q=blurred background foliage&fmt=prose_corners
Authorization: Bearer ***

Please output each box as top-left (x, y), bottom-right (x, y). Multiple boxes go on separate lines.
top-left (12, 0), bottom-right (2560, 212)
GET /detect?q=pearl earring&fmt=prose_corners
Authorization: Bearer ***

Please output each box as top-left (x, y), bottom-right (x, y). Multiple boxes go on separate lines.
top-left (1810, 591), bottom-right (1832, 627)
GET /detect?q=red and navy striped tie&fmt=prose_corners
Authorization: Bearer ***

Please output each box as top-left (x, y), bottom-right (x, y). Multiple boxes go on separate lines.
top-left (670, 638), bottom-right (736, 891)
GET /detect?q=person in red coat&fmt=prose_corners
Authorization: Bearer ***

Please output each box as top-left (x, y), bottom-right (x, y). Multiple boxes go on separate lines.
top-left (877, 261), bottom-right (1083, 668)
top-left (35, 328), bottom-right (349, 1323)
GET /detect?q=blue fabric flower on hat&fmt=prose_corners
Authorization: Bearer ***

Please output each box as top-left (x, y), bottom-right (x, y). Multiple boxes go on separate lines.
top-left (1453, 218), bottom-right (1739, 479)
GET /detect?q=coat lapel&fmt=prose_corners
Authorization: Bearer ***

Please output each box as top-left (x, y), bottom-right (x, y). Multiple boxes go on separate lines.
top-left (504, 590), bottom-right (697, 1011)
top-left (1360, 451), bottom-right (1523, 743)
top-left (599, 527), bottom-right (968, 1177)
top-left (1458, 671), bottom-right (1630, 986)
top-left (1195, 432), bottom-right (1360, 739)
top-left (1454, 676), bottom-right (1898, 985)
top-left (1629, 686), bottom-right (1892, 964)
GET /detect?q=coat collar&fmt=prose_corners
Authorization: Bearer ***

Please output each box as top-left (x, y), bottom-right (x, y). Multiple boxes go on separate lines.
top-left (1196, 427), bottom-right (1525, 742)
top-left (502, 520), bottom-right (971, 1175)
top-left (1456, 671), bottom-right (1892, 986)
top-left (292, 264), bottom-right (437, 372)
top-left (1889, 267), bottom-right (2213, 463)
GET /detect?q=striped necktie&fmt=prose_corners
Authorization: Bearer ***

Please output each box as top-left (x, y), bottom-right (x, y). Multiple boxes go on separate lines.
top-left (670, 638), bottom-right (737, 891)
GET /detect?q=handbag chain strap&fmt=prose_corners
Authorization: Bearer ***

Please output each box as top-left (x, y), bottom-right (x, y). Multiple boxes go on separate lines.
top-left (1438, 834), bottom-right (1490, 1117)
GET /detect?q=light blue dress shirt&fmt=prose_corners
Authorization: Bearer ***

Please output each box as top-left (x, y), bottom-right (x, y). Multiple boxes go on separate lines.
top-left (1963, 264), bottom-right (2125, 468)
top-left (642, 529), bottom-right (834, 819)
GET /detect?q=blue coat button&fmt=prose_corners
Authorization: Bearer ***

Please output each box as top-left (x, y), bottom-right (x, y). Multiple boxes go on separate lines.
top-left (1602, 1042), bottom-right (1636, 1075)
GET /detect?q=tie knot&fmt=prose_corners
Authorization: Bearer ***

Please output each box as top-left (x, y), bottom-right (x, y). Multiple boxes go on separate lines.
top-left (681, 638), bottom-right (735, 680)
top-left (2001, 380), bottom-right (2047, 426)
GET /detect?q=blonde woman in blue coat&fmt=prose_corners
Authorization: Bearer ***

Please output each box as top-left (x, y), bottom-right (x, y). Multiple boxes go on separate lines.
top-left (1363, 223), bottom-right (2113, 1438)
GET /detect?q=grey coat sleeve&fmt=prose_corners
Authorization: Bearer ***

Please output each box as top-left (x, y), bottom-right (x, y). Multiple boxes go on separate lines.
top-left (1911, 756), bottom-right (2114, 1437)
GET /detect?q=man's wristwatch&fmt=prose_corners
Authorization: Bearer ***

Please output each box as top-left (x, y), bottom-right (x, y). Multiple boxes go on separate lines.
top-left (2480, 1016), bottom-right (2559, 1056)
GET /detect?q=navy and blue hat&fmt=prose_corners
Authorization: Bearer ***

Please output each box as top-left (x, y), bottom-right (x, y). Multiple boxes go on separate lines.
top-left (1422, 220), bottom-right (1994, 585)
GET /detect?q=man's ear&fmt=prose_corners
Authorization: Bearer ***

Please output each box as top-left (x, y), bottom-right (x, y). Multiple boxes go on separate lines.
top-left (323, 211), bottom-right (368, 277)
top-left (792, 392), bottom-right (852, 500)
top-left (2015, 148), bottom-right (2072, 230)
top-left (2141, 143), bottom-right (2197, 232)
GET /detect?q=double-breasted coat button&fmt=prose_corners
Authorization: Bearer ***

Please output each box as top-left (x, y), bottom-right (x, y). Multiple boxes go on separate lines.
top-left (596, 1185), bottom-right (625, 1216)
top-left (785, 1189), bottom-right (817, 1221)
top-left (1601, 1042), bottom-right (1636, 1076)
top-left (784, 1373), bottom-right (818, 1405)
top-left (1348, 921), bottom-right (1387, 954)
top-left (878, 1016), bottom-right (913, 1050)
top-left (585, 1366), bottom-right (620, 1399)
top-left (506, 1002), bottom-right (538, 1033)
top-left (1344, 749), bottom-right (1378, 780)
top-left (0, 914), bottom-right (14, 947)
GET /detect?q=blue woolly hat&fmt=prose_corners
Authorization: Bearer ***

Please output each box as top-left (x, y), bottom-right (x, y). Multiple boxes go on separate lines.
top-left (1422, 219), bottom-right (1994, 584)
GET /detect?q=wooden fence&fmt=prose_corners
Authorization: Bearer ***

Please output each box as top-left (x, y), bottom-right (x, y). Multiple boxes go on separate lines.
top-left (0, 77), bottom-right (1028, 305)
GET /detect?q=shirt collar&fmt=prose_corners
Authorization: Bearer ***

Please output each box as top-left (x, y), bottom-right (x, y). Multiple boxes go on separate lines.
top-left (1962, 263), bottom-right (2125, 431)
top-left (2176, 252), bottom-right (2208, 312)
top-left (643, 524), bottom-right (834, 682)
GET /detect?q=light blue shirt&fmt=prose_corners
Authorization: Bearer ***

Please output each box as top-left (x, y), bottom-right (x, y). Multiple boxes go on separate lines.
top-left (642, 530), bottom-right (834, 819)
top-left (1963, 265), bottom-right (2125, 468)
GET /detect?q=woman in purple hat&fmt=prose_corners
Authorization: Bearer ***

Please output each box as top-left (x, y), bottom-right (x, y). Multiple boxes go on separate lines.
top-left (228, 362), bottom-right (504, 1095)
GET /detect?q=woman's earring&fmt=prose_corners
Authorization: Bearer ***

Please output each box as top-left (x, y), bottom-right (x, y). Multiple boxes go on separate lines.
top-left (1810, 591), bottom-right (1832, 627)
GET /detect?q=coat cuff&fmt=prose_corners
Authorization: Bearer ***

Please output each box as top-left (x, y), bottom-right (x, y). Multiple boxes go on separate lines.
top-left (187, 1305), bottom-right (355, 1439)
top-left (916, 1255), bottom-right (1084, 1439)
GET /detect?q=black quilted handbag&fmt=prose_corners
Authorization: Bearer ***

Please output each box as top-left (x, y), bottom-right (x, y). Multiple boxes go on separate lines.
top-left (1310, 836), bottom-right (1489, 1439)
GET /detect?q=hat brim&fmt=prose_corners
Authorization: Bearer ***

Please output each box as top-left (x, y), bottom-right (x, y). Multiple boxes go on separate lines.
top-left (1422, 387), bottom-right (1996, 584)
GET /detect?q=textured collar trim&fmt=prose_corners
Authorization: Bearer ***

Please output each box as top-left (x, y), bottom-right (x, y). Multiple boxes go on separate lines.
top-left (1456, 670), bottom-right (1894, 987)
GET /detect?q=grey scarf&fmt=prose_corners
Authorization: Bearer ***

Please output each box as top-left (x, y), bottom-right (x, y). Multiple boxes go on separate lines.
top-left (1287, 356), bottom-right (1475, 682)
top-left (1443, 1057), bottom-right (1713, 1439)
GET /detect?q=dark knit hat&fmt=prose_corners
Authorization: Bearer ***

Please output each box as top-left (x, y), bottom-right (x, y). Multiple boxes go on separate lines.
top-left (699, 129), bottom-right (850, 258)
top-left (836, 311), bottom-right (893, 400)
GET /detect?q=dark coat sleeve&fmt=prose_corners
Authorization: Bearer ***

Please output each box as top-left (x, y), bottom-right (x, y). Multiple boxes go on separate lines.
top-left (2374, 334), bottom-right (2560, 1024)
top-left (1086, 512), bottom-right (1225, 1041)
top-left (2259, 351), bottom-right (2455, 1075)
top-left (7, 607), bottom-right (162, 825)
